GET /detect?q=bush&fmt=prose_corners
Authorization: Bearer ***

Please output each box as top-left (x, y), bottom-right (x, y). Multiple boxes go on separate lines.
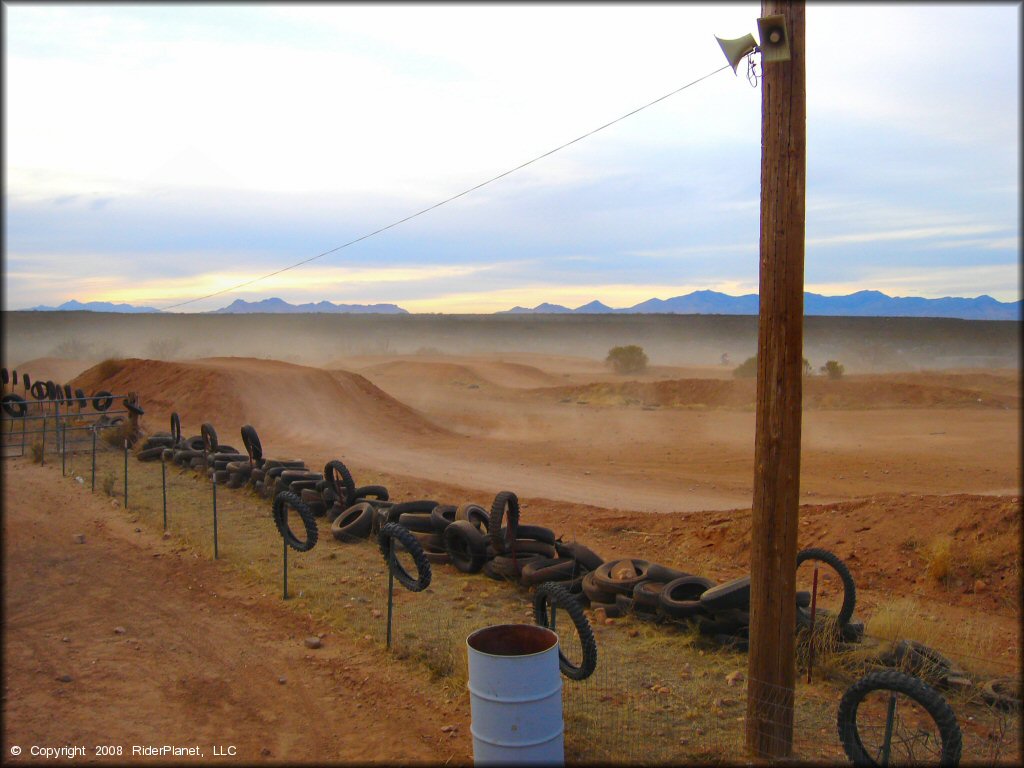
top-left (94, 358), bottom-right (124, 381)
top-left (821, 360), bottom-right (845, 380)
top-left (735, 355), bottom-right (813, 379)
top-left (605, 345), bottom-right (648, 375)
top-left (101, 471), bottom-right (117, 497)
top-left (733, 356), bottom-right (758, 379)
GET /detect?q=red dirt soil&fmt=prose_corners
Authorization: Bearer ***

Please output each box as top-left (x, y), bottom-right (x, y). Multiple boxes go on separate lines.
top-left (4, 351), bottom-right (1020, 762)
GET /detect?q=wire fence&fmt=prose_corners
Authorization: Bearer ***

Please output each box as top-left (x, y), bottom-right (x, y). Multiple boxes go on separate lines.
top-left (8, 416), bottom-right (1021, 765)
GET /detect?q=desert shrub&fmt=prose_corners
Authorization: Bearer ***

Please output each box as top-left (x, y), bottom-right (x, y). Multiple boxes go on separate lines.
top-left (30, 440), bottom-right (44, 464)
top-left (925, 535), bottom-right (953, 585)
top-left (93, 358), bottom-right (124, 382)
top-left (734, 354), bottom-right (813, 379)
top-left (733, 356), bottom-right (758, 378)
top-left (821, 360), bottom-right (845, 379)
top-left (605, 345), bottom-right (648, 374)
top-left (101, 471), bottom-right (116, 497)
top-left (144, 337), bottom-right (183, 360)
top-left (50, 337), bottom-right (94, 359)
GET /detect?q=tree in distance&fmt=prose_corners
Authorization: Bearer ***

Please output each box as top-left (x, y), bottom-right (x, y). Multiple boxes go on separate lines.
top-left (821, 360), bottom-right (845, 379)
top-left (734, 355), bottom-right (814, 379)
top-left (605, 345), bottom-right (648, 374)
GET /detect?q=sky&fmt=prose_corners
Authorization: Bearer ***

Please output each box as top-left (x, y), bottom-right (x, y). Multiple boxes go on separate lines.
top-left (3, 2), bottom-right (1020, 313)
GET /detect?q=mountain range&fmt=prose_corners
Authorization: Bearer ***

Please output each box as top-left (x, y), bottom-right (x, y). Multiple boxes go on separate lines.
top-left (20, 290), bottom-right (1020, 320)
top-left (500, 290), bottom-right (1020, 320)
top-left (208, 298), bottom-right (408, 314)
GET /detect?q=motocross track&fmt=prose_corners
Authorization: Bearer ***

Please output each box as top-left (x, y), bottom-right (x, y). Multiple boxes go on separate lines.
top-left (3, 350), bottom-right (1021, 762)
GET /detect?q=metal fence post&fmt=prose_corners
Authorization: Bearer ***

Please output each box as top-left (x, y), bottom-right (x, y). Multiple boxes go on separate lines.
top-left (282, 540), bottom-right (289, 600)
top-left (212, 472), bottom-right (219, 559)
top-left (41, 414), bottom-right (46, 466)
top-left (91, 429), bottom-right (96, 491)
top-left (161, 457), bottom-right (167, 530)
top-left (386, 540), bottom-right (395, 649)
top-left (123, 439), bottom-right (128, 508)
top-left (880, 692), bottom-right (897, 766)
top-left (61, 417), bottom-right (67, 476)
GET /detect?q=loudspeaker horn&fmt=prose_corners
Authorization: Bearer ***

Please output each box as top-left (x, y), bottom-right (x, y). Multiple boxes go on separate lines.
top-left (715, 33), bottom-right (758, 73)
top-left (757, 14), bottom-right (791, 63)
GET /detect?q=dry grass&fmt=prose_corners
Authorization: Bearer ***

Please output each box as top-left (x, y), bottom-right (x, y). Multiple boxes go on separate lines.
top-left (100, 470), bottom-right (116, 497)
top-left (73, 449), bottom-right (1020, 765)
top-left (30, 440), bottom-right (44, 464)
top-left (93, 358), bottom-right (125, 382)
top-left (925, 534), bottom-right (954, 585)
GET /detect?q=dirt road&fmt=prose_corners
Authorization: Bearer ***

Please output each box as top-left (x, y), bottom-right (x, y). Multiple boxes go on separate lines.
top-left (2, 458), bottom-right (466, 764)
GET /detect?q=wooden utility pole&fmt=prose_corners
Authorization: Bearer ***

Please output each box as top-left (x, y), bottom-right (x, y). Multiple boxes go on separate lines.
top-left (745, 0), bottom-right (806, 759)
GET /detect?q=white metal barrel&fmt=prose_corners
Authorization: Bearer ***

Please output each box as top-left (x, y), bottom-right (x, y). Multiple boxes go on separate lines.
top-left (466, 623), bottom-right (564, 765)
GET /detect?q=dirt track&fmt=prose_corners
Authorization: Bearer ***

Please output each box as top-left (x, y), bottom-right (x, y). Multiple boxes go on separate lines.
top-left (3, 349), bottom-right (1021, 763)
top-left (2, 459), bottom-right (463, 764)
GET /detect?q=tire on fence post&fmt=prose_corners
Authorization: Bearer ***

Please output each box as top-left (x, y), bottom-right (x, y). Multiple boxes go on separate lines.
top-left (797, 547), bottom-right (856, 629)
top-left (837, 669), bottom-right (962, 767)
top-left (92, 390), bottom-right (114, 411)
top-left (377, 522), bottom-right (431, 592)
top-left (533, 582), bottom-right (597, 681)
top-left (2, 394), bottom-right (28, 418)
top-left (272, 491), bottom-right (318, 552)
top-left (201, 422), bottom-right (218, 454)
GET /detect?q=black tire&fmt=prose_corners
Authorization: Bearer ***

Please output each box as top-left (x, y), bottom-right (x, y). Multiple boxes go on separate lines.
top-left (430, 504), bottom-right (456, 533)
top-left (385, 500), bottom-right (438, 525)
top-left (521, 557), bottom-right (580, 586)
top-left (240, 424), bottom-right (262, 462)
top-left (485, 552), bottom-right (543, 581)
top-left (63, 383), bottom-right (73, 401)
top-left (514, 524), bottom-right (556, 545)
top-left (30, 381), bottom-right (47, 400)
top-left (659, 576), bottom-right (717, 618)
top-left (837, 669), bottom-right (962, 767)
top-left (1, 368), bottom-right (7, 384)
top-left (487, 491), bottom-right (520, 555)
top-left (797, 547), bottom-right (856, 629)
top-left (136, 446), bottom-right (164, 461)
top-left (699, 575), bottom-right (750, 612)
top-left (554, 540), bottom-right (605, 572)
top-left (324, 460), bottom-right (356, 507)
top-left (455, 502), bottom-right (490, 532)
top-left (443, 520), bottom-right (488, 573)
top-left (124, 399), bottom-right (144, 416)
top-left (330, 502), bottom-right (375, 542)
top-left (411, 530), bottom-right (445, 549)
top-left (201, 422), bottom-right (218, 453)
top-left (45, 381), bottom-right (57, 400)
top-left (488, 537), bottom-right (557, 559)
top-left (534, 582), bottom-right (597, 681)
top-left (632, 580), bottom-right (668, 610)
top-left (74, 388), bottom-right (87, 407)
top-left (876, 640), bottom-right (961, 686)
top-left (213, 470), bottom-right (230, 484)
top-left (398, 513), bottom-right (435, 533)
top-left (581, 571), bottom-right (619, 605)
top-left (226, 471), bottom-right (248, 489)
top-left (2, 394), bottom-right (28, 418)
top-left (22, 373), bottom-right (31, 389)
top-left (353, 485), bottom-right (389, 502)
top-left (647, 563), bottom-right (693, 583)
top-left (980, 677), bottom-right (1021, 711)
top-left (592, 559), bottom-right (652, 595)
top-left (378, 522), bottom-right (431, 592)
top-left (272, 491), bottom-right (318, 552)
top-left (92, 390), bottom-right (113, 411)
top-left (168, 411), bottom-right (180, 443)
